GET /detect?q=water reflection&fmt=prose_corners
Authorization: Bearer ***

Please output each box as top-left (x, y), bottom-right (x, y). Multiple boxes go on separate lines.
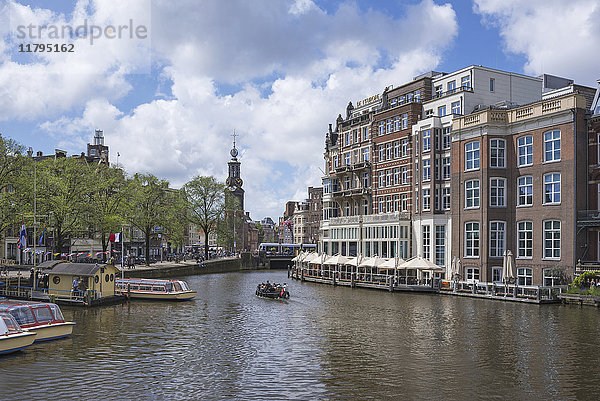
top-left (1, 270), bottom-right (599, 400)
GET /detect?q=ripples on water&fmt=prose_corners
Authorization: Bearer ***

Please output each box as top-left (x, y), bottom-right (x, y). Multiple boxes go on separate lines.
top-left (2, 270), bottom-right (600, 400)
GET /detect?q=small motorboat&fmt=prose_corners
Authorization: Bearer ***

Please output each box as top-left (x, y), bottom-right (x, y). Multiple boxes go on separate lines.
top-left (0, 313), bottom-right (36, 355)
top-left (0, 301), bottom-right (75, 342)
top-left (116, 278), bottom-right (196, 300)
top-left (255, 283), bottom-right (289, 299)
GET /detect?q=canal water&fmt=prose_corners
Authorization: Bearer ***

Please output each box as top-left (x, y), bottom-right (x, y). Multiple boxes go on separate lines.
top-left (2, 270), bottom-right (600, 400)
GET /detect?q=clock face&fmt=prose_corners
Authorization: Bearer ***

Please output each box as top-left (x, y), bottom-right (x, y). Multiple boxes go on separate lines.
top-left (230, 148), bottom-right (238, 157)
top-left (234, 177), bottom-right (243, 187)
top-left (226, 177), bottom-right (232, 187)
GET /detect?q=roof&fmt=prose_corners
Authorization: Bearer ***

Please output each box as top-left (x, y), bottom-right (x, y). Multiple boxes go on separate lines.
top-left (37, 260), bottom-right (67, 269)
top-left (44, 263), bottom-right (109, 277)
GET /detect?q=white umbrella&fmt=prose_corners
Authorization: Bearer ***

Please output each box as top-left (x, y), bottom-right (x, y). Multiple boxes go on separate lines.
top-left (359, 256), bottom-right (386, 268)
top-left (291, 251), bottom-right (304, 262)
top-left (398, 256), bottom-right (445, 272)
top-left (324, 254), bottom-right (349, 265)
top-left (345, 255), bottom-right (364, 267)
top-left (302, 252), bottom-right (318, 264)
top-left (505, 250), bottom-right (515, 281)
top-left (378, 257), bottom-right (406, 270)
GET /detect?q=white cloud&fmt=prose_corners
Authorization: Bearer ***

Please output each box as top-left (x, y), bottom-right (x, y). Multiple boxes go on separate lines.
top-left (19, 0), bottom-right (459, 220)
top-left (474, 0), bottom-right (600, 86)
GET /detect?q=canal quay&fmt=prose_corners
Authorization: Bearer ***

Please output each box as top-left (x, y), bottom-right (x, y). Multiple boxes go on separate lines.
top-left (1, 269), bottom-right (600, 400)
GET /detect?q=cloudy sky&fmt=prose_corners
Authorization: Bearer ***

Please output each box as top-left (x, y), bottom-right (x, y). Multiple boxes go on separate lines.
top-left (1, 0), bottom-right (598, 221)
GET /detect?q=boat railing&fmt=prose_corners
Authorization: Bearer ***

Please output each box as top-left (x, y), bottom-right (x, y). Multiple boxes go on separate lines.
top-left (0, 283), bottom-right (99, 304)
top-left (440, 280), bottom-right (568, 300)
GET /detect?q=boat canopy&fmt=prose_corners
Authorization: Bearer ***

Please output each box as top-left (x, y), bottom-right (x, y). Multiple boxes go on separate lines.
top-left (0, 302), bottom-right (65, 327)
top-left (116, 278), bottom-right (191, 293)
top-left (0, 312), bottom-right (24, 335)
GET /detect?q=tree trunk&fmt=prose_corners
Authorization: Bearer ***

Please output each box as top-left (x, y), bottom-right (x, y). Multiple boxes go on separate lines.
top-left (205, 230), bottom-right (210, 260)
top-left (101, 233), bottom-right (107, 263)
top-left (145, 229), bottom-right (151, 266)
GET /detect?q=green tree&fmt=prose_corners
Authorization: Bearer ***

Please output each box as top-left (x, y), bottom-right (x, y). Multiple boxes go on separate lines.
top-left (216, 194), bottom-right (241, 252)
top-left (184, 176), bottom-right (227, 259)
top-left (36, 157), bottom-right (95, 254)
top-left (0, 135), bottom-right (26, 241)
top-left (87, 164), bottom-right (128, 262)
top-left (162, 188), bottom-right (188, 253)
top-left (124, 173), bottom-right (170, 266)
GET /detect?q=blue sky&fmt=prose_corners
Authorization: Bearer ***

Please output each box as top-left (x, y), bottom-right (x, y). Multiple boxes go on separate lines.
top-left (0, 0), bottom-right (598, 220)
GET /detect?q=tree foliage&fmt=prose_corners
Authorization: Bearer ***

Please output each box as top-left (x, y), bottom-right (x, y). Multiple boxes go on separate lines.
top-left (184, 176), bottom-right (226, 259)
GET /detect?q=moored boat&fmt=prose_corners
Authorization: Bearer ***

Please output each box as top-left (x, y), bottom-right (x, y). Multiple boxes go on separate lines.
top-left (0, 313), bottom-right (36, 355)
top-left (0, 302), bottom-right (75, 342)
top-left (116, 278), bottom-right (196, 300)
top-left (255, 283), bottom-right (289, 299)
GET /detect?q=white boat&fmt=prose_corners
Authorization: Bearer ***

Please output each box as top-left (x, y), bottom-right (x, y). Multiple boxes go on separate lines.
top-left (0, 302), bottom-right (75, 342)
top-left (116, 278), bottom-right (197, 300)
top-left (0, 313), bottom-right (36, 355)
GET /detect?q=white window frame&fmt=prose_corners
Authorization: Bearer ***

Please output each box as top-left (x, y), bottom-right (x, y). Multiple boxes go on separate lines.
top-left (492, 267), bottom-right (502, 283)
top-left (423, 159), bottom-right (431, 181)
top-left (451, 101), bottom-right (461, 115)
top-left (518, 135), bottom-right (533, 167)
top-left (518, 176), bottom-right (533, 206)
top-left (423, 189), bottom-right (431, 211)
top-left (544, 130), bottom-right (561, 163)
top-left (465, 141), bottom-right (480, 171)
top-left (490, 177), bottom-right (506, 207)
top-left (489, 221), bottom-right (505, 258)
top-left (465, 179), bottom-right (480, 209)
top-left (517, 267), bottom-right (533, 286)
top-left (422, 130), bottom-right (431, 152)
top-left (517, 221), bottom-right (533, 259)
top-left (543, 220), bottom-right (561, 260)
top-left (543, 172), bottom-right (561, 205)
top-left (490, 138), bottom-right (506, 168)
top-left (464, 222), bottom-right (480, 258)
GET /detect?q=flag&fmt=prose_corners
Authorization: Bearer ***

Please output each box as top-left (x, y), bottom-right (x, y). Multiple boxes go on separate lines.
top-left (109, 232), bottom-right (122, 242)
top-left (38, 226), bottom-right (46, 246)
top-left (17, 221), bottom-right (26, 249)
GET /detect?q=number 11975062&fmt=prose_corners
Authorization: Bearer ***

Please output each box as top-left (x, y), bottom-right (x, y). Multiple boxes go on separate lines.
top-left (19, 43), bottom-right (75, 52)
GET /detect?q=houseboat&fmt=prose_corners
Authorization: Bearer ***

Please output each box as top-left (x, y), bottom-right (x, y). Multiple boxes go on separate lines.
top-left (115, 279), bottom-right (196, 300)
top-left (0, 302), bottom-right (75, 342)
top-left (1, 313), bottom-right (37, 355)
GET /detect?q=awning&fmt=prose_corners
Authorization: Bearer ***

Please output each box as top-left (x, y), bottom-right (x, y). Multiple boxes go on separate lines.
top-left (397, 256), bottom-right (444, 271)
top-left (324, 254), bottom-right (349, 265)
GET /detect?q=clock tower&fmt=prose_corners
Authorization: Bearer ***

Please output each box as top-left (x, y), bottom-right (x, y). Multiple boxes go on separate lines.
top-left (226, 134), bottom-right (245, 210)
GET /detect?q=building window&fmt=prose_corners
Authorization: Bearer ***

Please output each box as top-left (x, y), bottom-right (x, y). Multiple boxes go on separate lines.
top-left (362, 147), bottom-right (369, 162)
top-left (465, 179), bottom-right (480, 208)
top-left (386, 143), bottom-right (392, 160)
top-left (465, 141), bottom-right (480, 171)
top-left (465, 222), bottom-right (480, 257)
top-left (490, 178), bottom-right (506, 207)
top-left (543, 269), bottom-right (560, 286)
top-left (451, 101), bottom-right (461, 115)
top-left (492, 267), bottom-right (502, 283)
top-left (544, 220), bottom-right (561, 259)
top-left (379, 145), bottom-right (385, 161)
top-left (490, 78), bottom-right (495, 92)
top-left (442, 187), bottom-right (451, 210)
top-left (442, 127), bottom-right (451, 149)
top-left (345, 152), bottom-right (351, 166)
top-left (518, 135), bottom-right (533, 167)
top-left (414, 90), bottom-right (421, 101)
top-left (422, 129), bottom-right (431, 152)
top-left (544, 130), bottom-right (561, 162)
top-left (423, 159), bottom-right (431, 181)
top-left (461, 75), bottom-right (471, 89)
top-left (442, 157), bottom-right (450, 179)
top-left (379, 171), bottom-right (384, 187)
top-left (393, 141), bottom-right (400, 159)
top-left (333, 155), bottom-right (339, 168)
top-left (517, 268), bottom-right (533, 286)
top-left (466, 267), bottom-right (480, 282)
top-left (363, 126), bottom-right (369, 141)
top-left (386, 119), bottom-right (393, 134)
top-left (379, 122), bottom-right (385, 136)
top-left (423, 189), bottom-right (431, 211)
top-left (363, 199), bottom-right (369, 215)
top-left (401, 194), bottom-right (408, 212)
top-left (393, 168), bottom-right (399, 185)
top-left (345, 131), bottom-right (350, 146)
top-left (386, 169), bottom-right (391, 186)
top-left (518, 176), bottom-right (533, 206)
top-left (435, 225), bottom-right (445, 266)
top-left (490, 139), bottom-right (505, 168)
top-left (401, 139), bottom-right (409, 156)
top-left (423, 225), bottom-right (431, 259)
top-left (401, 167), bottom-right (408, 184)
top-left (489, 221), bottom-right (505, 258)
top-left (517, 221), bottom-right (533, 258)
top-left (435, 85), bottom-right (442, 97)
top-left (344, 176), bottom-right (351, 190)
top-left (543, 173), bottom-right (561, 204)
top-left (401, 113), bottom-right (408, 129)
top-left (438, 105), bottom-right (447, 117)
top-left (378, 197), bottom-right (384, 213)
top-left (447, 81), bottom-right (456, 94)
top-left (386, 195), bottom-right (392, 212)
top-left (345, 202), bottom-right (351, 216)
top-left (394, 116), bottom-right (400, 131)
top-left (363, 172), bottom-right (369, 188)
top-left (393, 195), bottom-right (399, 212)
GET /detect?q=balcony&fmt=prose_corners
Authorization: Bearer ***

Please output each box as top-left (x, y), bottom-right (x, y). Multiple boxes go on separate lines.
top-left (578, 210), bottom-right (600, 228)
top-left (427, 86), bottom-right (474, 102)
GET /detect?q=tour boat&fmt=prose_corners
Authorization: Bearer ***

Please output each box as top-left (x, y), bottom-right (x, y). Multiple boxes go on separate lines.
top-left (0, 302), bottom-right (75, 342)
top-left (115, 278), bottom-right (197, 300)
top-left (255, 284), bottom-right (290, 299)
top-left (0, 313), bottom-right (37, 355)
